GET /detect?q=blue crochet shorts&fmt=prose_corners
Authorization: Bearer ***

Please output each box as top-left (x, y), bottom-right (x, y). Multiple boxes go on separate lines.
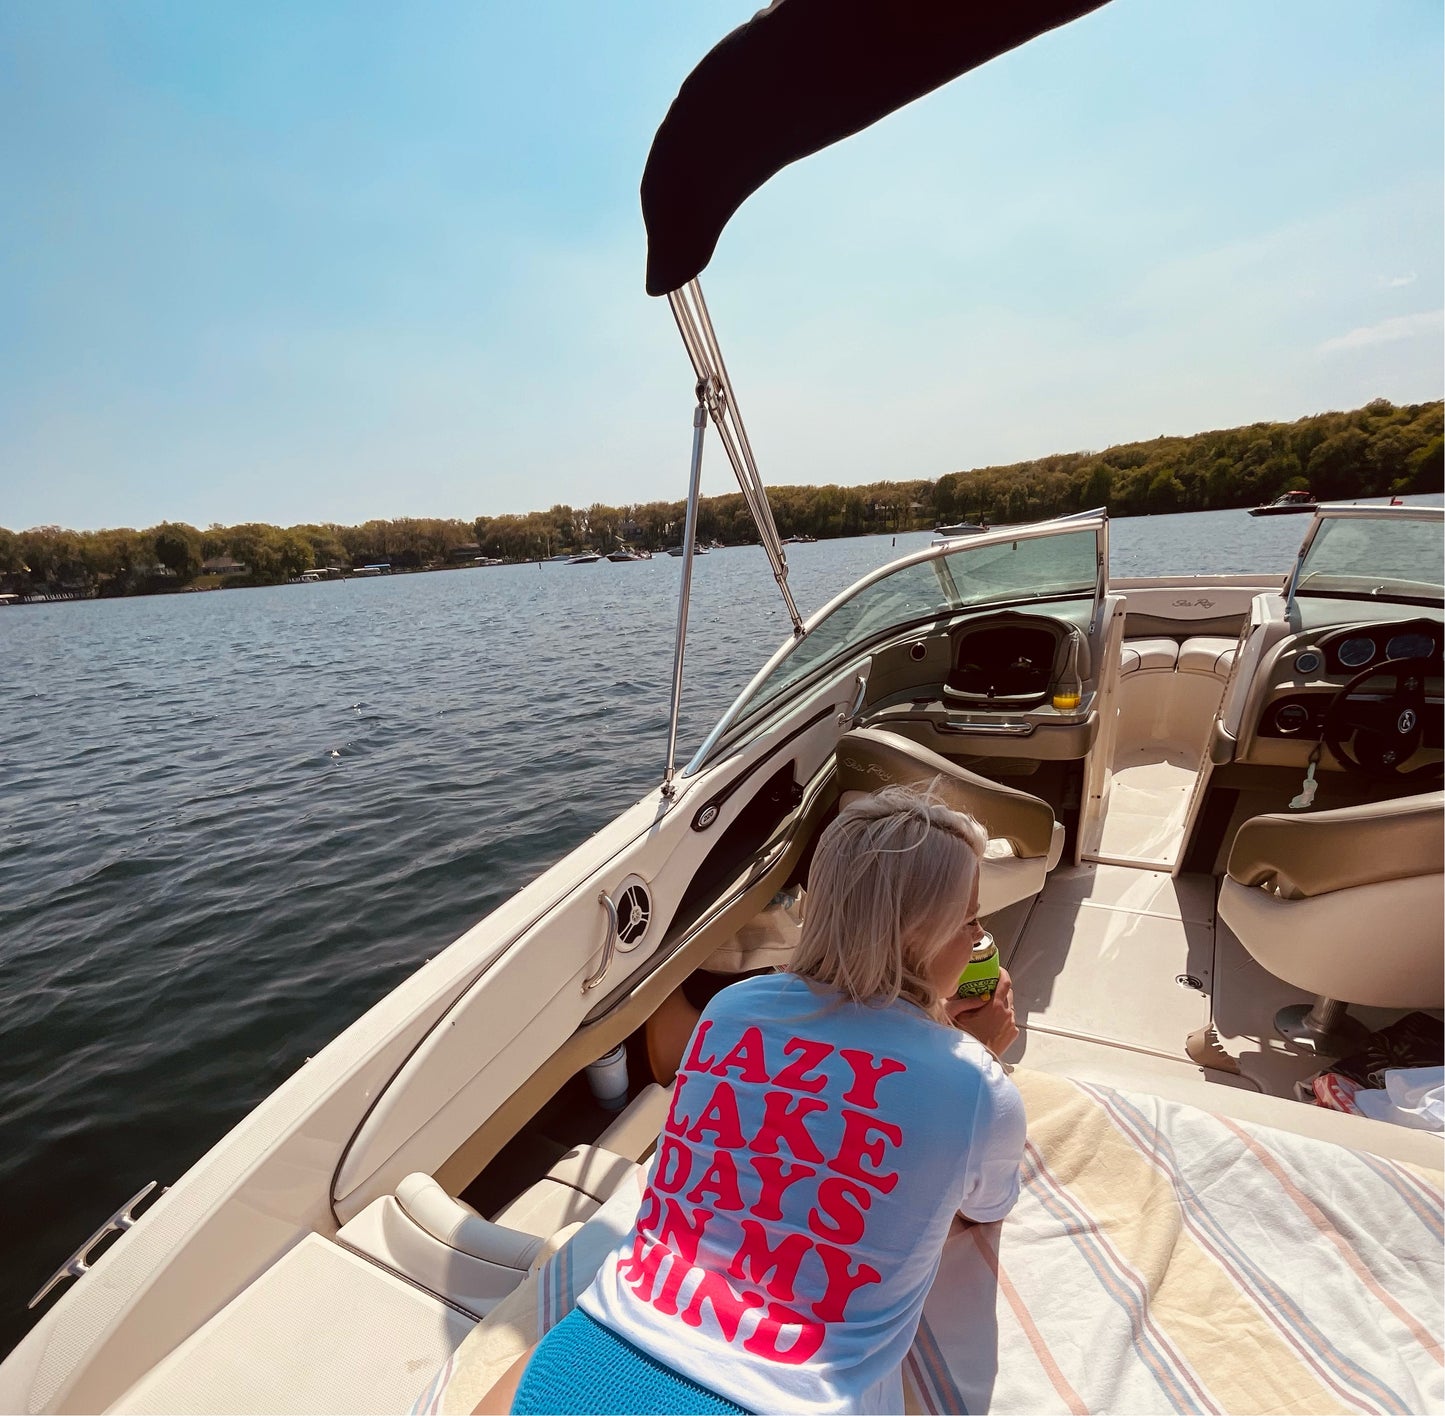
top-left (512, 1306), bottom-right (748, 1415)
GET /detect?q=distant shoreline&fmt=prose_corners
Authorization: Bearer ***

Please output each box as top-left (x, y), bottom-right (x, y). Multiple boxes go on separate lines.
top-left (3, 398), bottom-right (1439, 604)
top-left (3, 495), bottom-right (1440, 610)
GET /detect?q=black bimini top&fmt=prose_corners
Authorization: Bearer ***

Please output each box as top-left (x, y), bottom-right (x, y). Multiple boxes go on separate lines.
top-left (642, 0), bottom-right (1109, 296)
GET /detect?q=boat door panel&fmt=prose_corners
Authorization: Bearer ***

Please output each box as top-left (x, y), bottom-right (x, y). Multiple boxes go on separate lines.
top-left (331, 661), bottom-right (867, 1219)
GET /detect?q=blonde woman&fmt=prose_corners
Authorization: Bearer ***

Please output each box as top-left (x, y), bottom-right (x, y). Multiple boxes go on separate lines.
top-left (482, 784), bottom-right (1024, 1415)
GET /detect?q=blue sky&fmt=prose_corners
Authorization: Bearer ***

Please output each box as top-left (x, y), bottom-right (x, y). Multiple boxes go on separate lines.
top-left (2, 1), bottom-right (1441, 532)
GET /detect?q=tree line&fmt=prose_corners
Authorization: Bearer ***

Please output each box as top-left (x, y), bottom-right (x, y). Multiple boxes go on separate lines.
top-left (2, 398), bottom-right (1439, 599)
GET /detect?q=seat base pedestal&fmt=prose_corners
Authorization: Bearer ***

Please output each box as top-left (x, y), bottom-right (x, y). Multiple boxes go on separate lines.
top-left (1274, 999), bottom-right (1370, 1057)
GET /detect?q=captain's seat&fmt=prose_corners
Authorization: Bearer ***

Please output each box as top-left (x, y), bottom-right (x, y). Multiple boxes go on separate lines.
top-left (835, 727), bottom-right (1064, 915)
top-left (1216, 792), bottom-right (1444, 1053)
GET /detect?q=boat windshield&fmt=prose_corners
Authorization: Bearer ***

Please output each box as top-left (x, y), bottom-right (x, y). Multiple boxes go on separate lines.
top-left (1294, 514), bottom-right (1444, 605)
top-left (697, 524), bottom-right (1100, 765)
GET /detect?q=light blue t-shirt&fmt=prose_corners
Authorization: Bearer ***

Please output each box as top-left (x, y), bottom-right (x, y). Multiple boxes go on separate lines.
top-left (579, 973), bottom-right (1026, 1414)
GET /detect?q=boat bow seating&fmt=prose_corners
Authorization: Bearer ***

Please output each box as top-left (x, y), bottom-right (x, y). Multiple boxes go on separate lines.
top-left (109, 1091), bottom-right (673, 1413)
top-left (1118, 636), bottom-right (1178, 675)
top-left (338, 1083), bottom-right (671, 1320)
top-left (1176, 635), bottom-right (1238, 677)
top-left (835, 727), bottom-right (1063, 915)
top-left (488, 1145), bottom-right (637, 1239)
top-left (1119, 635), bottom-right (1238, 679)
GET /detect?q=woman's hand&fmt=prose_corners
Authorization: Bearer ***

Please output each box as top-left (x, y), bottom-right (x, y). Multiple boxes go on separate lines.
top-left (947, 969), bottom-right (1018, 1058)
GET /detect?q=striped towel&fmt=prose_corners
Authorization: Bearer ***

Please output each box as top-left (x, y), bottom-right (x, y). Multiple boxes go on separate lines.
top-left (418, 1071), bottom-right (1443, 1415)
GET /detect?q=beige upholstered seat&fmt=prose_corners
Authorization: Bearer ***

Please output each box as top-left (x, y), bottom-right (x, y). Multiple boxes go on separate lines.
top-left (835, 727), bottom-right (1063, 915)
top-left (1217, 792), bottom-right (1444, 1050)
top-left (1177, 635), bottom-right (1238, 678)
top-left (1119, 638), bottom-right (1179, 675)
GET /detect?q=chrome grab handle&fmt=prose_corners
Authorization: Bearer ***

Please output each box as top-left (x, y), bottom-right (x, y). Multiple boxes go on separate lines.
top-left (583, 891), bottom-right (620, 992)
top-left (30, 1181), bottom-right (159, 1310)
top-left (840, 673), bottom-right (868, 727)
top-left (939, 719), bottom-right (1035, 736)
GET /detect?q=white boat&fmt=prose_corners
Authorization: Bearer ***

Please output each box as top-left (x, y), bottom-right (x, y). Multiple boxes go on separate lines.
top-left (933, 521), bottom-right (988, 542)
top-left (566, 553), bottom-right (603, 564)
top-left (5, 4), bottom-right (1441, 1414)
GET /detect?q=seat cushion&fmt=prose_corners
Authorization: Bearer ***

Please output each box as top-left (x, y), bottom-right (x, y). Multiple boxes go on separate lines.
top-left (1178, 635), bottom-right (1237, 677)
top-left (116, 1234), bottom-right (475, 1414)
top-left (836, 728), bottom-right (1057, 859)
top-left (490, 1144), bottom-right (639, 1238)
top-left (1119, 637), bottom-right (1179, 675)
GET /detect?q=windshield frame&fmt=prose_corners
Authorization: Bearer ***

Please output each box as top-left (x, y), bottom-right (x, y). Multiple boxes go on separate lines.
top-left (684, 512), bottom-right (1108, 776)
top-left (1286, 504), bottom-right (1444, 610)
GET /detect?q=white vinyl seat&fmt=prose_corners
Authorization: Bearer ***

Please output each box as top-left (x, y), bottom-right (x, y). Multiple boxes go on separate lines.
top-left (336, 1173), bottom-right (546, 1319)
top-left (489, 1084), bottom-right (672, 1239)
top-left (1178, 636), bottom-right (1238, 678)
top-left (490, 1144), bottom-right (636, 1238)
top-left (1119, 638), bottom-right (1179, 675)
top-left (835, 727), bottom-right (1063, 915)
top-left (336, 1119), bottom-right (656, 1321)
top-left (1217, 792), bottom-right (1444, 1052)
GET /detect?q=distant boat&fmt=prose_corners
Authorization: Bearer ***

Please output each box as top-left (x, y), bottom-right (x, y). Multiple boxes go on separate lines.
top-left (566, 553), bottom-right (602, 564)
top-left (1247, 490), bottom-right (1318, 517)
top-left (933, 521), bottom-right (987, 542)
top-left (606, 548), bottom-right (651, 562)
top-left (665, 544), bottom-right (709, 557)
top-left (781, 534), bottom-right (817, 544)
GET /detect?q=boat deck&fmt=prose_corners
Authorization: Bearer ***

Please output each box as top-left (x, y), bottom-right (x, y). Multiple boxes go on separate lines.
top-left (1000, 861), bottom-right (1340, 1105)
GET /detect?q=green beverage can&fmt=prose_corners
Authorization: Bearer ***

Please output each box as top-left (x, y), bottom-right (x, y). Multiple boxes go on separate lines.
top-left (955, 932), bottom-right (1000, 999)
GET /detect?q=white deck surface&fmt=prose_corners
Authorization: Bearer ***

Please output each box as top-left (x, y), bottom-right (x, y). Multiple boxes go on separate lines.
top-left (1006, 862), bottom-right (1213, 1061)
top-left (1091, 743), bottom-right (1201, 867)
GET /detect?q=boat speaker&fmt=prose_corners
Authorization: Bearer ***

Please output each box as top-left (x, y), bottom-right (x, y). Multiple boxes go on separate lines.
top-left (615, 879), bottom-right (652, 949)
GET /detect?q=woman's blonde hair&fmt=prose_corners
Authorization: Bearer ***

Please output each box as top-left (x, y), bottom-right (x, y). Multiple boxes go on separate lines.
top-left (788, 782), bottom-right (987, 1021)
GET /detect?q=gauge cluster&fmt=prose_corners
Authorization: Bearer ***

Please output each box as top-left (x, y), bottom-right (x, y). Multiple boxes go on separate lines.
top-left (1255, 617), bottom-right (1444, 746)
top-left (1319, 621), bottom-right (1441, 675)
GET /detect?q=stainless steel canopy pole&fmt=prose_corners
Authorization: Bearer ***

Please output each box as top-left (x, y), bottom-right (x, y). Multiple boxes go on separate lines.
top-left (667, 280), bottom-right (804, 636)
top-left (661, 394), bottom-right (708, 798)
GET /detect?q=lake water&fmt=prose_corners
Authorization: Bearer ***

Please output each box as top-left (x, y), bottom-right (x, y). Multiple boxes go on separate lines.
top-left (1, 497), bottom-right (1439, 1356)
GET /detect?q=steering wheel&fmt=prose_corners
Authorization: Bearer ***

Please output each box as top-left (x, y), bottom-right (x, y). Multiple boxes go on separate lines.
top-left (1320, 656), bottom-right (1439, 781)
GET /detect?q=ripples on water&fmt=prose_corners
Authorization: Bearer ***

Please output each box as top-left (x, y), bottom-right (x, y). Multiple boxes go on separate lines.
top-left (1, 499), bottom-right (1438, 1355)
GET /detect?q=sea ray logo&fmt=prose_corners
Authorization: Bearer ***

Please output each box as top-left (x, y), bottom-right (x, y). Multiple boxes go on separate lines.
top-left (840, 756), bottom-right (891, 782)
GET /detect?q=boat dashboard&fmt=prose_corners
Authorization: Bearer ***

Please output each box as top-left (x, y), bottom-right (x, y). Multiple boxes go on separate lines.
top-left (1229, 608), bottom-right (1444, 771)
